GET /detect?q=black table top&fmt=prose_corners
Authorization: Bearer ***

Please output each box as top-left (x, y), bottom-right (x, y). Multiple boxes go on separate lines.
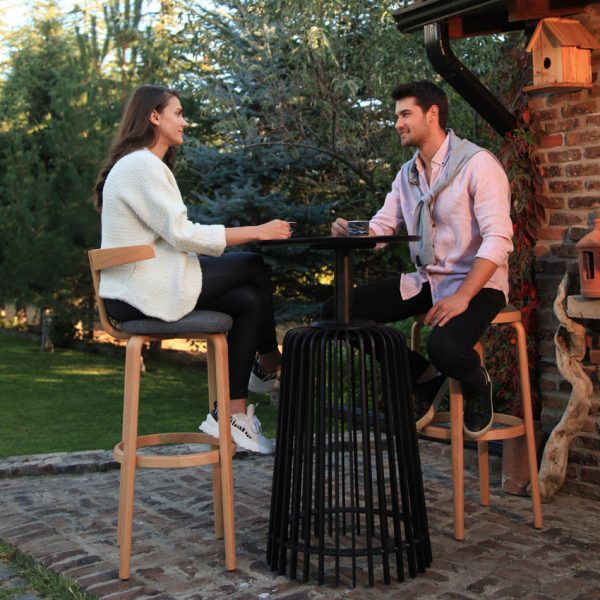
top-left (261, 234), bottom-right (419, 326)
top-left (260, 234), bottom-right (418, 249)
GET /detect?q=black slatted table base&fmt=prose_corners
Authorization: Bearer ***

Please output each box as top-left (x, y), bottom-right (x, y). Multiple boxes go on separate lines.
top-left (267, 325), bottom-right (432, 587)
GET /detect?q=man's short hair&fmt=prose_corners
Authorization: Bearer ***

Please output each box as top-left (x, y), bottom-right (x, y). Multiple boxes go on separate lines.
top-left (391, 81), bottom-right (449, 129)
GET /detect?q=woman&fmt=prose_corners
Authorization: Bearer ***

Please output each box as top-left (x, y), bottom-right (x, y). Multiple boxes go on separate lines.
top-left (94, 84), bottom-right (290, 454)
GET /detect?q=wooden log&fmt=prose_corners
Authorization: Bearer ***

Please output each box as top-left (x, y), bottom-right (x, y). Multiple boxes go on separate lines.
top-left (538, 273), bottom-right (593, 501)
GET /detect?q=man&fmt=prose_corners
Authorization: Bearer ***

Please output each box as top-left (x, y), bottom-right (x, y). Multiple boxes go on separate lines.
top-left (327, 80), bottom-right (513, 439)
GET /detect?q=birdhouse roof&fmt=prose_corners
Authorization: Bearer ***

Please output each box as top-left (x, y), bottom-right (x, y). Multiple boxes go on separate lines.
top-left (526, 17), bottom-right (600, 52)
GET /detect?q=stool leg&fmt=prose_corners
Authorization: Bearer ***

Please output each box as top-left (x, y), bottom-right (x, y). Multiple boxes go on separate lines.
top-left (513, 322), bottom-right (543, 529)
top-left (207, 339), bottom-right (217, 410)
top-left (474, 341), bottom-right (490, 506)
top-left (410, 320), bottom-right (423, 353)
top-left (477, 441), bottom-right (490, 506)
top-left (211, 334), bottom-right (237, 570)
top-left (206, 341), bottom-right (224, 540)
top-left (414, 321), bottom-right (468, 539)
top-left (449, 379), bottom-right (465, 541)
top-left (118, 335), bottom-right (145, 580)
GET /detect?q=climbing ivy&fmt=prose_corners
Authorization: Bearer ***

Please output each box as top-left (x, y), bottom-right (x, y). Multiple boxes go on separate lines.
top-left (487, 44), bottom-right (545, 418)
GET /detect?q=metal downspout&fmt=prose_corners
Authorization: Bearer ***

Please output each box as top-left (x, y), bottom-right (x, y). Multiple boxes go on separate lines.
top-left (424, 21), bottom-right (516, 136)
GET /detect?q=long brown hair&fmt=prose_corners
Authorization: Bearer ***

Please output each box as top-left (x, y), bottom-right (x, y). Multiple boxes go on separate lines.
top-left (93, 85), bottom-right (180, 210)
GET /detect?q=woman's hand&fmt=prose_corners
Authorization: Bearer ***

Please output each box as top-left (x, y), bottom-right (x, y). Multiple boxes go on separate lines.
top-left (225, 220), bottom-right (290, 246)
top-left (256, 219), bottom-right (291, 240)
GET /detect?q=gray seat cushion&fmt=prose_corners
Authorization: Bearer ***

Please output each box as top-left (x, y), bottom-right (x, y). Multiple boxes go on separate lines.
top-left (119, 310), bottom-right (233, 336)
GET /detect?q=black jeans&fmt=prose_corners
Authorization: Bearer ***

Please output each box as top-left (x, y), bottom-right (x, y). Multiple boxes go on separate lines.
top-left (105, 252), bottom-right (279, 399)
top-left (322, 278), bottom-right (505, 395)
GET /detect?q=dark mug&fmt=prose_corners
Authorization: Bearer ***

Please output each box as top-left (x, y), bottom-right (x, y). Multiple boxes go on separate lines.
top-left (347, 220), bottom-right (370, 236)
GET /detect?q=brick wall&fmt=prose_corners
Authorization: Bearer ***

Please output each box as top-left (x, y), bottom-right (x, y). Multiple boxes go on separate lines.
top-left (527, 7), bottom-right (600, 500)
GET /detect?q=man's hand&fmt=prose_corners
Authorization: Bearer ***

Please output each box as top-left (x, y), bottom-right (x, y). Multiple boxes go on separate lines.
top-left (425, 258), bottom-right (499, 327)
top-left (424, 292), bottom-right (470, 328)
top-left (331, 218), bottom-right (349, 237)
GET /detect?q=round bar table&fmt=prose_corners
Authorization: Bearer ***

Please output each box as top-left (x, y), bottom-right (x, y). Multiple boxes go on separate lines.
top-left (263, 235), bottom-right (432, 587)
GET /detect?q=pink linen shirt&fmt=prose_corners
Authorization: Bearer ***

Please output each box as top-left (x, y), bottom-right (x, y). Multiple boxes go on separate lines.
top-left (369, 133), bottom-right (513, 304)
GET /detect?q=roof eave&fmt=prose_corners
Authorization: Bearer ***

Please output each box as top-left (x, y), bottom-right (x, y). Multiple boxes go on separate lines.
top-left (393, 0), bottom-right (506, 33)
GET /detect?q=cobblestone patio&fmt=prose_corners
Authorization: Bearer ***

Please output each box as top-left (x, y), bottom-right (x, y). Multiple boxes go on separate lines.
top-left (1, 440), bottom-right (599, 599)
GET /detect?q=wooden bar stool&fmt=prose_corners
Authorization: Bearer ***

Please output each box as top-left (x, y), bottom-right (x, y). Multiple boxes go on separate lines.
top-left (89, 245), bottom-right (236, 579)
top-left (411, 305), bottom-right (543, 540)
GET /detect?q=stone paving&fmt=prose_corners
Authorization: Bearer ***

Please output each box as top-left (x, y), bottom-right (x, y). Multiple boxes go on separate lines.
top-left (1, 441), bottom-right (599, 600)
top-left (0, 561), bottom-right (40, 600)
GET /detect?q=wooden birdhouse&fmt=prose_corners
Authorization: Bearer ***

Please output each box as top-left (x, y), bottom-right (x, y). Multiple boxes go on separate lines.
top-left (524, 17), bottom-right (600, 93)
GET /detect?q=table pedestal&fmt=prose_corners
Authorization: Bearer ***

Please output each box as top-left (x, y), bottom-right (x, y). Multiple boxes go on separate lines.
top-left (267, 323), bottom-right (431, 586)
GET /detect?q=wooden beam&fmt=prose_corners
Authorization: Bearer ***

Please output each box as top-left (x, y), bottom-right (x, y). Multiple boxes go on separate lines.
top-left (447, 1), bottom-right (587, 39)
top-left (508, 0), bottom-right (587, 22)
top-left (448, 12), bottom-right (526, 38)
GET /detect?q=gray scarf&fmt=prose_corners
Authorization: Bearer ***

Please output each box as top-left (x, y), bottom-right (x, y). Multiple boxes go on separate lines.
top-left (407, 129), bottom-right (485, 267)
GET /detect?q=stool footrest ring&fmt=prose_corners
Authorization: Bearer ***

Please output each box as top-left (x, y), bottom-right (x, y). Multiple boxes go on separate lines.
top-left (421, 413), bottom-right (525, 441)
top-left (113, 432), bottom-right (235, 469)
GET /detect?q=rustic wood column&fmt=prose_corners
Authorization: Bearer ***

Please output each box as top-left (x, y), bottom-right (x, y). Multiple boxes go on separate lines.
top-left (538, 273), bottom-right (593, 501)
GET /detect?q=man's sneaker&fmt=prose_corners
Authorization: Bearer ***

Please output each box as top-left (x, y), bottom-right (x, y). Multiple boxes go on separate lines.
top-left (248, 356), bottom-right (279, 394)
top-left (230, 404), bottom-right (275, 454)
top-left (199, 407), bottom-right (219, 439)
top-left (415, 374), bottom-right (449, 431)
top-left (463, 367), bottom-right (494, 439)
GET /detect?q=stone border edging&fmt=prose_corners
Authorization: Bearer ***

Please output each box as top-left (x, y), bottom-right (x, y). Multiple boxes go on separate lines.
top-left (0, 450), bottom-right (118, 479)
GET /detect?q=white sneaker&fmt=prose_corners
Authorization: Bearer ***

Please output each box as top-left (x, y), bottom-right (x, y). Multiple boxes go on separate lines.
top-left (248, 356), bottom-right (280, 394)
top-left (199, 410), bottom-right (219, 438)
top-left (199, 405), bottom-right (275, 455)
top-left (230, 404), bottom-right (275, 454)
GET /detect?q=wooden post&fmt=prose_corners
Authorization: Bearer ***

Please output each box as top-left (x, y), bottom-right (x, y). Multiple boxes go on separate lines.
top-left (40, 307), bottom-right (54, 353)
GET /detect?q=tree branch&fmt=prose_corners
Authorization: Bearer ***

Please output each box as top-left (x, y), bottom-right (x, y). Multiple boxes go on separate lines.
top-left (198, 140), bottom-right (380, 195)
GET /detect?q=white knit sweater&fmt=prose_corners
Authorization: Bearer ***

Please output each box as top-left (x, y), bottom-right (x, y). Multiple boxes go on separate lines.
top-left (99, 148), bottom-right (226, 321)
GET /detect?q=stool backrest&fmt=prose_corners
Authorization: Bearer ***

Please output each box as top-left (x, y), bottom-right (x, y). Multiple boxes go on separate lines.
top-left (88, 245), bottom-right (155, 341)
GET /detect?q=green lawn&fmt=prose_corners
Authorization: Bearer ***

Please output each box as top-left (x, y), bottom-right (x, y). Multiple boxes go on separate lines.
top-left (0, 333), bottom-right (277, 457)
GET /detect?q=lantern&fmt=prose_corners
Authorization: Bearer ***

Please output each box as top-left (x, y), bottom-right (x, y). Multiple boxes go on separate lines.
top-left (576, 219), bottom-right (600, 297)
